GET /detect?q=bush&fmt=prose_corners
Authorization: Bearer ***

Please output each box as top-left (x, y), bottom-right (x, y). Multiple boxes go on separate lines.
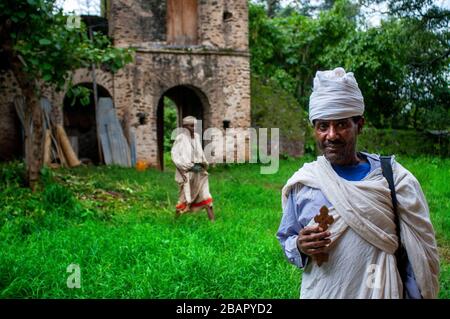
top-left (42, 183), bottom-right (78, 217)
top-left (302, 127), bottom-right (449, 158)
top-left (251, 75), bottom-right (308, 157)
top-left (0, 161), bottom-right (26, 188)
top-left (0, 164), bottom-right (98, 238)
top-left (357, 128), bottom-right (449, 157)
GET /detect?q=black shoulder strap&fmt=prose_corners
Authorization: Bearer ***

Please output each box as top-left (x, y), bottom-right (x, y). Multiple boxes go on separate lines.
top-left (380, 156), bottom-right (401, 242)
top-left (380, 156), bottom-right (415, 298)
top-left (380, 156), bottom-right (398, 216)
top-left (380, 156), bottom-right (402, 248)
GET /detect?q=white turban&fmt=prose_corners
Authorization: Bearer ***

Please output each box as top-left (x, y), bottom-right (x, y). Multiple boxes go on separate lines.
top-left (182, 116), bottom-right (197, 125)
top-left (309, 67), bottom-right (364, 123)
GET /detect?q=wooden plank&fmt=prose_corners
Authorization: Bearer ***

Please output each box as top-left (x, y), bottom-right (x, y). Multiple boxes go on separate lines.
top-left (44, 129), bottom-right (51, 165)
top-left (182, 0), bottom-right (198, 45)
top-left (129, 128), bottom-right (137, 166)
top-left (56, 125), bottom-right (81, 167)
top-left (98, 99), bottom-right (113, 165)
top-left (40, 98), bottom-right (52, 130)
top-left (14, 96), bottom-right (26, 127)
top-left (167, 0), bottom-right (197, 45)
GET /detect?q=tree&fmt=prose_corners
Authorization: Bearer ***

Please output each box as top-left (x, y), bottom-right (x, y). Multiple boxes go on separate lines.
top-left (249, 0), bottom-right (449, 129)
top-left (320, 21), bottom-right (407, 127)
top-left (249, 0), bottom-right (359, 105)
top-left (0, 0), bottom-right (133, 190)
top-left (332, 0), bottom-right (450, 128)
top-left (267, 0), bottom-right (281, 17)
top-left (280, 0), bottom-right (338, 17)
top-left (252, 0), bottom-right (282, 17)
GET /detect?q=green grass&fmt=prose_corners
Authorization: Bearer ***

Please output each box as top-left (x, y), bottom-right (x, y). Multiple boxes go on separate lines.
top-left (0, 155), bottom-right (448, 298)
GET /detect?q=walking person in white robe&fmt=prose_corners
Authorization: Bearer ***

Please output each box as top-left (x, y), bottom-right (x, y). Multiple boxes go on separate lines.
top-left (171, 116), bottom-right (215, 221)
top-left (277, 67), bottom-right (439, 299)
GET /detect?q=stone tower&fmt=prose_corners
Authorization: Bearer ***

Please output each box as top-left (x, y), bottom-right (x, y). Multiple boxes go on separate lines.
top-left (0, 0), bottom-right (251, 168)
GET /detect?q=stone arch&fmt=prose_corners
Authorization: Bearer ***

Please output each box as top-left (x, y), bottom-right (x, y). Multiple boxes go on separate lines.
top-left (50, 68), bottom-right (114, 125)
top-left (70, 68), bottom-right (114, 95)
top-left (63, 82), bottom-right (112, 165)
top-left (156, 84), bottom-right (211, 170)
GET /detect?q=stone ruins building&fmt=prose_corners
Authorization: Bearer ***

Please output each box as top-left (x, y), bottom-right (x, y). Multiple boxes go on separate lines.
top-left (0, 0), bottom-right (251, 169)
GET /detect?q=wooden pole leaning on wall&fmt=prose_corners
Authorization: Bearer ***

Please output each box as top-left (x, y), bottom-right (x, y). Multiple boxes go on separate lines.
top-left (43, 129), bottom-right (52, 166)
top-left (89, 26), bottom-right (104, 164)
top-left (56, 125), bottom-right (81, 167)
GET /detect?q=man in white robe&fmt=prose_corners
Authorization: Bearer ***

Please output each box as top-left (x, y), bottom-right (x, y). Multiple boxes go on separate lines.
top-left (171, 116), bottom-right (215, 221)
top-left (277, 67), bottom-right (439, 298)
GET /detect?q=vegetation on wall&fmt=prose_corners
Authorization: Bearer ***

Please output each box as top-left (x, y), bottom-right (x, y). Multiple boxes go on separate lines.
top-left (251, 75), bottom-right (311, 156)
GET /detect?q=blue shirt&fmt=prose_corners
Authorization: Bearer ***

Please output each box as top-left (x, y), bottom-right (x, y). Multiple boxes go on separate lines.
top-left (276, 152), bottom-right (422, 298)
top-left (332, 162), bottom-right (371, 181)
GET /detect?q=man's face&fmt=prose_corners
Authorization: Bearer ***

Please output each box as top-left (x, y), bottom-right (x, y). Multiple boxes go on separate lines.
top-left (313, 117), bottom-right (364, 165)
top-left (183, 123), bottom-right (195, 135)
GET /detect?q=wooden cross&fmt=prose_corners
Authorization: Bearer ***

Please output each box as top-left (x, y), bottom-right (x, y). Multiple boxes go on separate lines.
top-left (313, 205), bottom-right (334, 266)
top-left (314, 205), bottom-right (334, 231)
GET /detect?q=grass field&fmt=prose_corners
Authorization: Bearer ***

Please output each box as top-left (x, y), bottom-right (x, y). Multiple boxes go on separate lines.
top-left (0, 155), bottom-right (449, 298)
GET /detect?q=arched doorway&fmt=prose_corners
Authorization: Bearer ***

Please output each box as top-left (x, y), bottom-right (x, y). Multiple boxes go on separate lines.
top-left (156, 85), bottom-right (208, 170)
top-left (63, 83), bottom-right (112, 165)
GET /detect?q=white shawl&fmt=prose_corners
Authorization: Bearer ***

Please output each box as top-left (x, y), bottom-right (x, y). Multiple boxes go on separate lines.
top-left (281, 156), bottom-right (439, 299)
top-left (171, 129), bottom-right (208, 183)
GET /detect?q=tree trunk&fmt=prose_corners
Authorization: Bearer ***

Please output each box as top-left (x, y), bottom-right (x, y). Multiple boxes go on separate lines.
top-left (266, 0), bottom-right (279, 18)
top-left (2, 20), bottom-right (44, 190)
top-left (10, 57), bottom-right (44, 191)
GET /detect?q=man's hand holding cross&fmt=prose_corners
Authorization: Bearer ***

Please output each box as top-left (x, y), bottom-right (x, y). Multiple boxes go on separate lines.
top-left (297, 206), bottom-right (334, 266)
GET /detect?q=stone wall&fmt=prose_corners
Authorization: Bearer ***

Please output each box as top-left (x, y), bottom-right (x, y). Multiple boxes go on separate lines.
top-left (108, 0), bottom-right (167, 46)
top-left (119, 49), bottom-right (251, 166)
top-left (48, 69), bottom-right (114, 125)
top-left (198, 0), bottom-right (248, 50)
top-left (0, 71), bottom-right (22, 161)
top-left (0, 0), bottom-right (251, 167)
top-left (110, 0), bottom-right (249, 51)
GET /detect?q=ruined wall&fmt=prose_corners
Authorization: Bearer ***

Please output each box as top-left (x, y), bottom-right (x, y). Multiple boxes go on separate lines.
top-left (0, 0), bottom-right (251, 166)
top-left (106, 0), bottom-right (251, 166)
top-left (109, 0), bottom-right (249, 51)
top-left (121, 49), bottom-right (250, 165)
top-left (0, 71), bottom-right (23, 160)
top-left (108, 0), bottom-right (166, 46)
top-left (0, 68), bottom-right (115, 160)
top-left (198, 0), bottom-right (248, 50)
top-left (48, 69), bottom-right (114, 125)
